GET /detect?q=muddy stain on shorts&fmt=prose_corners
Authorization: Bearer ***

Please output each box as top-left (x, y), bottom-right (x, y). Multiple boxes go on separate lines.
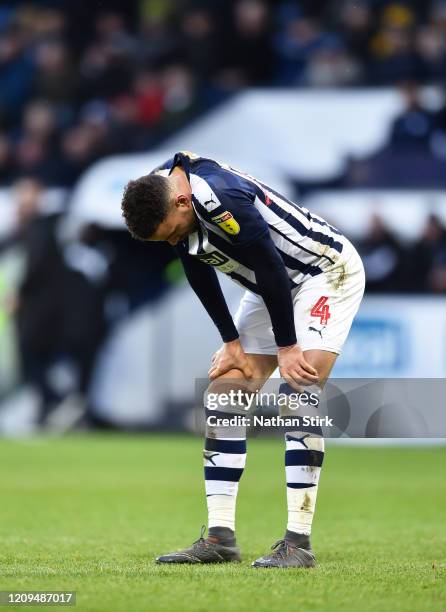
top-left (327, 261), bottom-right (348, 292)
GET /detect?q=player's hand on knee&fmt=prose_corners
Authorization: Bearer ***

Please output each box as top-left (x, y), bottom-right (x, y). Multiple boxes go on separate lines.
top-left (208, 339), bottom-right (253, 381)
top-left (277, 344), bottom-right (319, 390)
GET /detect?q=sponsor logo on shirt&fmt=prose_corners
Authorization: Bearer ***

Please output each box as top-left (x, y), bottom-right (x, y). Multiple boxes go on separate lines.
top-left (211, 211), bottom-right (240, 235)
top-left (196, 251), bottom-right (239, 273)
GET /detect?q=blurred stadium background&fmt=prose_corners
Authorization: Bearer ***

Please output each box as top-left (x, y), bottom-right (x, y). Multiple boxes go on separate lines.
top-left (0, 0), bottom-right (446, 433)
top-left (1, 3), bottom-right (445, 610)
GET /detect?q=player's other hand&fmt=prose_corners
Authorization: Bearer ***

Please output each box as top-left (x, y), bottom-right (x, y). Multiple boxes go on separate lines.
top-left (209, 339), bottom-right (253, 381)
top-left (277, 344), bottom-right (319, 391)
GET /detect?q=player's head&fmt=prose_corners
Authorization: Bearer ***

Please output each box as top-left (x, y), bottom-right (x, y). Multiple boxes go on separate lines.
top-left (121, 174), bottom-right (196, 245)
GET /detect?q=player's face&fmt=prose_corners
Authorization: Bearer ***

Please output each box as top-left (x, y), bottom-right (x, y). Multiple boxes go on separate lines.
top-left (149, 197), bottom-right (197, 246)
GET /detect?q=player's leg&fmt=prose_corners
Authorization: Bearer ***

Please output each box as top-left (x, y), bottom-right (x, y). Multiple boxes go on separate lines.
top-left (156, 352), bottom-right (277, 564)
top-left (253, 240), bottom-right (365, 568)
top-left (205, 354), bottom-right (277, 540)
top-left (252, 350), bottom-right (337, 568)
top-left (283, 349), bottom-right (336, 547)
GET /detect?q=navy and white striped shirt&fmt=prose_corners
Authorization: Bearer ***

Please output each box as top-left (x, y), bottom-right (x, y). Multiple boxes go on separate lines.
top-left (155, 152), bottom-right (344, 295)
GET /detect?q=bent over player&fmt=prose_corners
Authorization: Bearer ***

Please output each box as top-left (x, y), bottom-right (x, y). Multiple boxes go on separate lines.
top-left (121, 152), bottom-right (365, 568)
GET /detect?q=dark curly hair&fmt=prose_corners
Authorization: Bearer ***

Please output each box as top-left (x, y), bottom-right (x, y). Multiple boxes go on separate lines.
top-left (121, 174), bottom-right (172, 240)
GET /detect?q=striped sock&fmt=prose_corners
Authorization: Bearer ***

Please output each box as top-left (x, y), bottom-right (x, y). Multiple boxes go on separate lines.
top-left (204, 435), bottom-right (246, 533)
top-left (284, 431), bottom-right (325, 536)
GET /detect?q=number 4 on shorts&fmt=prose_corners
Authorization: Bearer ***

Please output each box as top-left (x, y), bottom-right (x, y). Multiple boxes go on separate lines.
top-left (310, 296), bottom-right (331, 325)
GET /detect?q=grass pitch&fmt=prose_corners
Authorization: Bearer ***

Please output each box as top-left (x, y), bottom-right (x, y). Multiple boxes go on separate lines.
top-left (0, 435), bottom-right (444, 612)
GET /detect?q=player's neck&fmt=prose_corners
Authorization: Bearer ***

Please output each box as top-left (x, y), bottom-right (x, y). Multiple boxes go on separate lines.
top-left (170, 166), bottom-right (191, 196)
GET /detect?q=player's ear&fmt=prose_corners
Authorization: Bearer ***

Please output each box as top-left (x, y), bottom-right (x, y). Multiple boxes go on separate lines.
top-left (176, 194), bottom-right (190, 208)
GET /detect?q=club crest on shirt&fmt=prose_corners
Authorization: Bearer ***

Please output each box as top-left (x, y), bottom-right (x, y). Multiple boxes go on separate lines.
top-left (211, 210), bottom-right (240, 235)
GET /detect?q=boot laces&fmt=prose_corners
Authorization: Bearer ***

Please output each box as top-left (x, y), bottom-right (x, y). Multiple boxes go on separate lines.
top-left (192, 525), bottom-right (210, 550)
top-left (270, 539), bottom-right (292, 559)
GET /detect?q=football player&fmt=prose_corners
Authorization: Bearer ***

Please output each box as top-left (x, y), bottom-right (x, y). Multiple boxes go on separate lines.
top-left (121, 152), bottom-right (365, 567)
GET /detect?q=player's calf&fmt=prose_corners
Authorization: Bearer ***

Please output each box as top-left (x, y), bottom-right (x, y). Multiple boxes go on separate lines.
top-left (203, 374), bottom-right (251, 553)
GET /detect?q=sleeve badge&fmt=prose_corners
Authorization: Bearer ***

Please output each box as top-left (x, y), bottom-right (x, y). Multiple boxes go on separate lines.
top-left (211, 211), bottom-right (240, 235)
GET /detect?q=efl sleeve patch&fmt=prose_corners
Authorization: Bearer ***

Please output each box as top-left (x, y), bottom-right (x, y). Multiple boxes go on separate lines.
top-left (211, 211), bottom-right (241, 235)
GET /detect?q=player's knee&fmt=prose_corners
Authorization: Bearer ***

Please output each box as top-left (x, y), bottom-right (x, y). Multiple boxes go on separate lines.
top-left (205, 374), bottom-right (253, 417)
top-left (207, 369), bottom-right (247, 394)
top-left (302, 349), bottom-right (338, 386)
top-left (207, 365), bottom-right (264, 397)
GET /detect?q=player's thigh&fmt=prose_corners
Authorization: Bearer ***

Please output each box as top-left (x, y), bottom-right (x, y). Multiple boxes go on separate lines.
top-left (234, 291), bottom-right (277, 356)
top-left (294, 244), bottom-right (365, 356)
top-left (208, 353), bottom-right (277, 395)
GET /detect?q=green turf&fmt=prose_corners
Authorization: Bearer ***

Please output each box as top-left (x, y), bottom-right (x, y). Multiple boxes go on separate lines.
top-left (0, 435), bottom-right (444, 612)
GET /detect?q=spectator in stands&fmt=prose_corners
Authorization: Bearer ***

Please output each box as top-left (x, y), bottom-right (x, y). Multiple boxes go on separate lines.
top-left (339, 81), bottom-right (446, 189)
top-left (160, 65), bottom-right (198, 132)
top-left (274, 11), bottom-right (330, 85)
top-left (132, 69), bottom-right (164, 128)
top-left (0, 178), bottom-right (111, 427)
top-left (58, 124), bottom-right (101, 185)
top-left (429, 253), bottom-right (446, 292)
top-left (335, 0), bottom-right (374, 64)
top-left (368, 4), bottom-right (421, 84)
top-left (389, 81), bottom-right (437, 149)
top-left (33, 39), bottom-right (78, 104)
top-left (78, 11), bottom-right (134, 103)
top-left (0, 24), bottom-right (35, 124)
top-left (19, 4), bottom-right (66, 43)
top-left (1, 177), bottom-right (67, 423)
top-left (416, 21), bottom-right (446, 82)
top-left (304, 38), bottom-right (363, 87)
top-left (12, 100), bottom-right (61, 184)
top-left (138, 7), bottom-right (178, 68)
top-left (179, 7), bottom-right (221, 83)
top-left (60, 223), bottom-right (109, 412)
top-left (220, 0), bottom-right (273, 87)
top-left (406, 214), bottom-right (446, 292)
top-left (430, 88), bottom-right (446, 160)
top-left (358, 213), bottom-right (406, 292)
top-left (430, 0), bottom-right (446, 37)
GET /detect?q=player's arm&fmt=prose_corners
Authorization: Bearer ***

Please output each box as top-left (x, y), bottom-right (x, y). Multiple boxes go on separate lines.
top-left (199, 177), bottom-right (317, 386)
top-left (238, 236), bottom-right (318, 386)
top-left (175, 248), bottom-right (253, 380)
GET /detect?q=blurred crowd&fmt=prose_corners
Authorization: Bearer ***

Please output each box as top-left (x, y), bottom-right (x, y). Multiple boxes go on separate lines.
top-left (341, 81), bottom-right (446, 188)
top-left (0, 177), bottom-right (176, 426)
top-left (358, 212), bottom-right (446, 292)
top-left (1, 0), bottom-right (446, 186)
top-left (293, 81), bottom-right (446, 191)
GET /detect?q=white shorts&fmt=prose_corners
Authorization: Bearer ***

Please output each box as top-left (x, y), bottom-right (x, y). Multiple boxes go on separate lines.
top-left (234, 237), bottom-right (365, 355)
